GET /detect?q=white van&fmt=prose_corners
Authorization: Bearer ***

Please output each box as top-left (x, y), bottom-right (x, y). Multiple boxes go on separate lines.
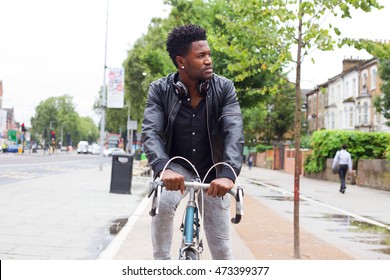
top-left (77, 141), bottom-right (89, 154)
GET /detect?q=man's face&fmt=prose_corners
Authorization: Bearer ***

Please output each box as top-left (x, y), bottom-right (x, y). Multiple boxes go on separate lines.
top-left (182, 40), bottom-right (213, 81)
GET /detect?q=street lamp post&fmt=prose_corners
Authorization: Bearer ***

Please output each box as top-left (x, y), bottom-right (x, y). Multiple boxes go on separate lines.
top-left (99, 0), bottom-right (109, 171)
top-left (124, 104), bottom-right (130, 153)
top-left (60, 122), bottom-right (69, 147)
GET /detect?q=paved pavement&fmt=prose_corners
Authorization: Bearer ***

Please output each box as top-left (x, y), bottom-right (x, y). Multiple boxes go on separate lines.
top-left (0, 161), bottom-right (150, 260)
top-left (1, 160), bottom-right (390, 260)
top-left (100, 165), bottom-right (390, 260)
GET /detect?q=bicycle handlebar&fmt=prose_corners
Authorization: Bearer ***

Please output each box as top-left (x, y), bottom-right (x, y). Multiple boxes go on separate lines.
top-left (148, 178), bottom-right (244, 224)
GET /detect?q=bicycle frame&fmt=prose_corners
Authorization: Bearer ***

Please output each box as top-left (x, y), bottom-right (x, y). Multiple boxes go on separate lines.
top-left (180, 187), bottom-right (201, 259)
top-left (149, 178), bottom-right (243, 260)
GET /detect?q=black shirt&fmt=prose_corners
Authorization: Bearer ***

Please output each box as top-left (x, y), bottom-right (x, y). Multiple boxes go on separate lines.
top-left (170, 97), bottom-right (216, 182)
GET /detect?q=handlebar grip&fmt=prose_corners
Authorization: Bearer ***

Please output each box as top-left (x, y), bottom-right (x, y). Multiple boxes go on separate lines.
top-left (231, 215), bottom-right (242, 224)
top-left (149, 180), bottom-right (162, 217)
top-left (231, 187), bottom-right (244, 224)
top-left (149, 207), bottom-right (157, 217)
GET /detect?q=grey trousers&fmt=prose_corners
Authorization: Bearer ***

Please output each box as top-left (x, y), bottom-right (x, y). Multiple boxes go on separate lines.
top-left (338, 164), bottom-right (348, 191)
top-left (151, 163), bottom-right (232, 260)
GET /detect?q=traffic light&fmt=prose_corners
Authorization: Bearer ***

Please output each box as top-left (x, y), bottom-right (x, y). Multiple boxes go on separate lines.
top-left (66, 133), bottom-right (71, 145)
top-left (51, 130), bottom-right (56, 140)
top-left (21, 123), bottom-right (27, 132)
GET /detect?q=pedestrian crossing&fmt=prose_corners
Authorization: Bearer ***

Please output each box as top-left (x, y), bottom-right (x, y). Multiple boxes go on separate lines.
top-left (0, 163), bottom-right (98, 181)
top-left (0, 171), bottom-right (38, 180)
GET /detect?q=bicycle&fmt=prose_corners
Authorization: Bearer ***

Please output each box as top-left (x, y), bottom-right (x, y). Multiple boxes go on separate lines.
top-left (148, 157), bottom-right (244, 260)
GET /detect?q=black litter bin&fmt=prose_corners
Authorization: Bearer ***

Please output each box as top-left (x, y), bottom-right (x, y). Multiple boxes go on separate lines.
top-left (110, 154), bottom-right (133, 194)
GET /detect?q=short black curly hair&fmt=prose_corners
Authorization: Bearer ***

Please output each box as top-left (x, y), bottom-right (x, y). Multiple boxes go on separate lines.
top-left (166, 24), bottom-right (207, 68)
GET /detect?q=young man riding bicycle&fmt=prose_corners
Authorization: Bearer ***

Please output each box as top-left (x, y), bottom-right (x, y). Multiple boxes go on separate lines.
top-left (141, 24), bottom-right (244, 260)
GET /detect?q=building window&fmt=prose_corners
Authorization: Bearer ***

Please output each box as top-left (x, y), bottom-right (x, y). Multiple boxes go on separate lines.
top-left (344, 108), bottom-right (347, 128)
top-left (349, 107), bottom-right (354, 128)
top-left (362, 72), bottom-right (368, 94)
top-left (363, 102), bottom-right (369, 125)
top-left (324, 113), bottom-right (328, 129)
top-left (352, 78), bottom-right (356, 96)
top-left (345, 81), bottom-right (349, 99)
top-left (357, 103), bottom-right (361, 125)
top-left (337, 84), bottom-right (341, 100)
top-left (371, 67), bottom-right (377, 90)
top-left (331, 112), bottom-right (335, 129)
top-left (330, 87), bottom-right (334, 104)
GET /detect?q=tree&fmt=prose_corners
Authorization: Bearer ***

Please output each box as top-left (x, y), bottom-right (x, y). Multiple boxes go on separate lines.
top-left (212, 0), bottom-right (383, 258)
top-left (77, 117), bottom-right (100, 144)
top-left (30, 95), bottom-right (98, 146)
top-left (243, 86), bottom-right (295, 145)
top-left (376, 59), bottom-right (390, 126)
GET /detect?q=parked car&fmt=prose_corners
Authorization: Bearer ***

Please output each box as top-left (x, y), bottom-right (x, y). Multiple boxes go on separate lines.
top-left (77, 141), bottom-right (89, 154)
top-left (90, 144), bottom-right (101, 155)
top-left (103, 147), bottom-right (125, 157)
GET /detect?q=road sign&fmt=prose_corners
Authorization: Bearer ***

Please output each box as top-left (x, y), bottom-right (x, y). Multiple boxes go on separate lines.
top-left (127, 120), bottom-right (137, 130)
top-left (8, 130), bottom-right (16, 142)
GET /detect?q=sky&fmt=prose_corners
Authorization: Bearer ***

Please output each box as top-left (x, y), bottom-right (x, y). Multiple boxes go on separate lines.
top-left (0, 0), bottom-right (170, 126)
top-left (295, 2), bottom-right (390, 89)
top-left (1, 0), bottom-right (389, 127)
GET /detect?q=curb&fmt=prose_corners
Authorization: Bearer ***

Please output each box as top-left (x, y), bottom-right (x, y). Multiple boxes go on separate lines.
top-left (97, 194), bottom-right (151, 260)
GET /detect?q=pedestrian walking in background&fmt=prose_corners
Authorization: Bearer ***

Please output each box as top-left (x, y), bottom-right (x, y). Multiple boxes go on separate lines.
top-left (332, 144), bottom-right (352, 194)
top-left (248, 154), bottom-right (253, 170)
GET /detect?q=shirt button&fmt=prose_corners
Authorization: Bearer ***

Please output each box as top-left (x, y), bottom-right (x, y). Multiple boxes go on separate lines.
top-left (193, 148), bottom-right (196, 152)
top-left (192, 132), bottom-right (195, 135)
top-left (192, 114), bottom-right (195, 117)
top-left (187, 98), bottom-right (190, 102)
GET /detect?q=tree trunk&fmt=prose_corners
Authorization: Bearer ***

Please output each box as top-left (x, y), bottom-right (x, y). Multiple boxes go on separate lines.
top-left (293, 0), bottom-right (303, 259)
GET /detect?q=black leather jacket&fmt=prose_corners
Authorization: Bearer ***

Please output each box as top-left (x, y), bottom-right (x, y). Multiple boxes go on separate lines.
top-left (141, 72), bottom-right (244, 181)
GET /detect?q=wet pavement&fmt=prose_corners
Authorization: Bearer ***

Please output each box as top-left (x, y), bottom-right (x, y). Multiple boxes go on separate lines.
top-left (0, 155), bottom-right (151, 260)
top-left (240, 170), bottom-right (390, 260)
top-left (1, 154), bottom-right (389, 260)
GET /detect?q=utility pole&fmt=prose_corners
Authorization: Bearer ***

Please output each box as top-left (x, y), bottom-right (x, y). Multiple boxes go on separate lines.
top-left (99, 0), bottom-right (109, 171)
top-left (126, 105), bottom-right (130, 153)
top-left (49, 121), bottom-right (56, 130)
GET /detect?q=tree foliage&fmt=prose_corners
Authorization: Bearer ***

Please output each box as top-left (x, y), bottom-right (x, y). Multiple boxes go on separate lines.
top-left (119, 0), bottom-right (292, 143)
top-left (377, 59), bottom-right (390, 126)
top-left (115, 0), bottom-right (384, 147)
top-left (30, 95), bottom-right (99, 146)
top-left (305, 130), bottom-right (390, 173)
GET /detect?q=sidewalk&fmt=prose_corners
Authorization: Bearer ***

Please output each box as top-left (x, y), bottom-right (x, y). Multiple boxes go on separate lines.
top-left (1, 159), bottom-right (388, 260)
top-left (0, 161), bottom-right (151, 260)
top-left (101, 165), bottom-right (390, 260)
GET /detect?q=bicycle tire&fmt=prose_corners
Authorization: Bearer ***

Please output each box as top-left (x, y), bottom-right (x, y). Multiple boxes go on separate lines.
top-left (183, 249), bottom-right (198, 260)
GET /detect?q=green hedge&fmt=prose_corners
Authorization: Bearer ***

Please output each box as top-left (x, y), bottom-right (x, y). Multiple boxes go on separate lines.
top-left (304, 130), bottom-right (390, 174)
top-left (256, 144), bottom-right (273, 153)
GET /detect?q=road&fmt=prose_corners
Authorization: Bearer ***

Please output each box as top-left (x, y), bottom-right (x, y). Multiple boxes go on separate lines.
top-left (0, 150), bottom-right (149, 260)
top-left (0, 150), bottom-right (109, 185)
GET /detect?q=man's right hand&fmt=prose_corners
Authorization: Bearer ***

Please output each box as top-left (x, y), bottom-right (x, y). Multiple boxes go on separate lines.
top-left (160, 169), bottom-right (185, 194)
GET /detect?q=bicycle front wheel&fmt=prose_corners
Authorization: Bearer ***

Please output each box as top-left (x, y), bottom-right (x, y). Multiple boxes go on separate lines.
top-left (183, 249), bottom-right (198, 260)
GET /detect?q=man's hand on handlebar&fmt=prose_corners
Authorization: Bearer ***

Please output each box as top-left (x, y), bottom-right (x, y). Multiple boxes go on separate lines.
top-left (208, 177), bottom-right (234, 198)
top-left (160, 170), bottom-right (234, 198)
top-left (160, 169), bottom-right (185, 194)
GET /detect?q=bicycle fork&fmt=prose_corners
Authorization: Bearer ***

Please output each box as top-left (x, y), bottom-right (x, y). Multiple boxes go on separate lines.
top-left (179, 188), bottom-right (201, 259)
